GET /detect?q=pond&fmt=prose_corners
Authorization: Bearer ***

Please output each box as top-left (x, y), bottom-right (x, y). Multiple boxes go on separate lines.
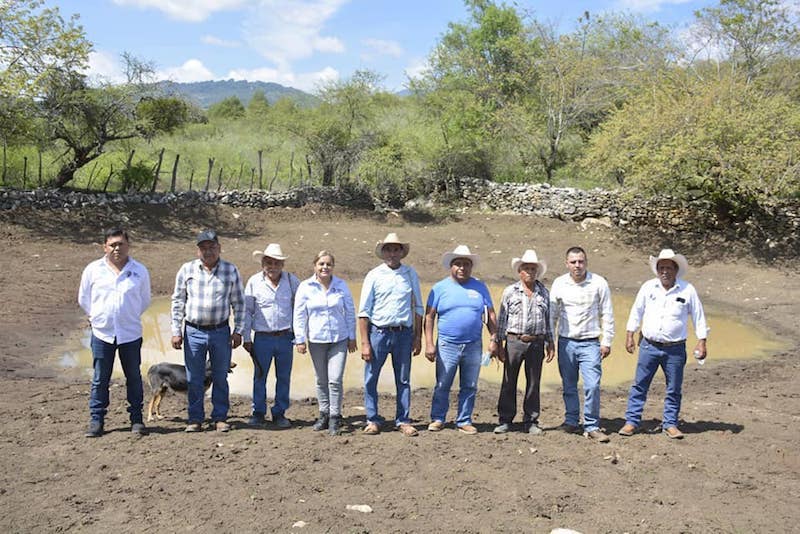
top-left (62, 283), bottom-right (786, 400)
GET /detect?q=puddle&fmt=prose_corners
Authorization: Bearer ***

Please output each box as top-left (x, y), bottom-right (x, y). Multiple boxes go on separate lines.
top-left (63, 283), bottom-right (787, 399)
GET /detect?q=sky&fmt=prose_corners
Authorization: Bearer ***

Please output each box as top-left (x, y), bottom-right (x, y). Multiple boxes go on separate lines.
top-left (48, 0), bottom-right (723, 93)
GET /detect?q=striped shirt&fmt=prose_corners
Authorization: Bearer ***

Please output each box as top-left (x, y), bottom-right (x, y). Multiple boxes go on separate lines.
top-left (242, 271), bottom-right (300, 343)
top-left (549, 272), bottom-right (615, 346)
top-left (293, 275), bottom-right (356, 345)
top-left (496, 280), bottom-right (552, 343)
top-left (171, 258), bottom-right (245, 336)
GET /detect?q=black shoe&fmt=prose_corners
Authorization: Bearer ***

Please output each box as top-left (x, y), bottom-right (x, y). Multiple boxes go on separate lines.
top-left (312, 413), bottom-right (329, 431)
top-left (248, 413), bottom-right (265, 426)
top-left (131, 422), bottom-right (148, 436)
top-left (328, 415), bottom-right (341, 436)
top-left (85, 421), bottom-right (103, 438)
top-left (274, 415), bottom-right (292, 429)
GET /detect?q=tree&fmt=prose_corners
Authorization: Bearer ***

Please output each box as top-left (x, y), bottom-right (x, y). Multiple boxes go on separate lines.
top-left (208, 96), bottom-right (246, 120)
top-left (136, 96), bottom-right (191, 140)
top-left (247, 90), bottom-right (270, 118)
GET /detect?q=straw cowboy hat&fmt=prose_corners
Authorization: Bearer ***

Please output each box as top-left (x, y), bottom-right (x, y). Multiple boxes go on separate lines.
top-left (649, 248), bottom-right (689, 278)
top-left (442, 245), bottom-right (480, 269)
top-left (374, 232), bottom-right (410, 259)
top-left (511, 249), bottom-right (547, 278)
top-left (252, 243), bottom-right (288, 262)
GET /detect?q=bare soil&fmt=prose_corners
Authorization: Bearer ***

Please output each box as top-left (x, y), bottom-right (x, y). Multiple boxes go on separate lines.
top-left (0, 204), bottom-right (797, 533)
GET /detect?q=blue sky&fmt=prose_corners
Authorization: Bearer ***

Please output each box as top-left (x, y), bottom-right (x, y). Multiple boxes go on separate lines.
top-left (50, 0), bottom-right (720, 92)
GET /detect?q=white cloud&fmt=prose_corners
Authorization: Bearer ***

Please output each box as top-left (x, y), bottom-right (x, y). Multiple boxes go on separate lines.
top-left (226, 65), bottom-right (339, 91)
top-left (613, 0), bottom-right (693, 13)
top-left (404, 57), bottom-right (430, 81)
top-left (85, 50), bottom-right (126, 83)
top-left (361, 38), bottom-right (404, 59)
top-left (243, 0), bottom-right (349, 69)
top-left (157, 59), bottom-right (216, 82)
top-left (202, 35), bottom-right (241, 48)
top-left (112, 0), bottom-right (248, 22)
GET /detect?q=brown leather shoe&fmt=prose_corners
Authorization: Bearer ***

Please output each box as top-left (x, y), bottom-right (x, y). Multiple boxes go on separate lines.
top-left (457, 424), bottom-right (478, 435)
top-left (663, 426), bottom-right (684, 439)
top-left (558, 423), bottom-right (582, 434)
top-left (215, 421), bottom-right (231, 432)
top-left (618, 423), bottom-right (636, 436)
top-left (398, 424), bottom-right (418, 437)
top-left (363, 422), bottom-right (380, 435)
top-left (587, 429), bottom-right (610, 443)
top-left (427, 420), bottom-right (444, 432)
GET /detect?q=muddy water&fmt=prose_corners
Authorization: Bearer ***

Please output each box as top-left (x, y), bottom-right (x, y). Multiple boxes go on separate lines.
top-left (65, 283), bottom-right (785, 401)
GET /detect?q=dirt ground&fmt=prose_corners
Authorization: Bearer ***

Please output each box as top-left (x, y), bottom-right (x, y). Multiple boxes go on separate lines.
top-left (0, 203), bottom-right (797, 533)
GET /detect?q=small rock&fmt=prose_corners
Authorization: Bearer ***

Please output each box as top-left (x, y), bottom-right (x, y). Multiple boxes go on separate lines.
top-left (346, 504), bottom-right (373, 513)
top-left (292, 521), bottom-right (307, 528)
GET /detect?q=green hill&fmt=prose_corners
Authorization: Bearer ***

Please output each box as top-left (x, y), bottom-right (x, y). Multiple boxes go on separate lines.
top-left (159, 79), bottom-right (319, 109)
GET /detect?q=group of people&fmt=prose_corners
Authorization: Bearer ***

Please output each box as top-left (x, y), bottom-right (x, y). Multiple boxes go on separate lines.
top-left (79, 227), bottom-right (708, 441)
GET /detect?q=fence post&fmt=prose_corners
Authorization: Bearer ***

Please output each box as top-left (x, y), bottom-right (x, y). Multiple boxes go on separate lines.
top-left (170, 153), bottom-right (180, 192)
top-left (205, 158), bottom-right (214, 191)
top-left (150, 147), bottom-right (165, 192)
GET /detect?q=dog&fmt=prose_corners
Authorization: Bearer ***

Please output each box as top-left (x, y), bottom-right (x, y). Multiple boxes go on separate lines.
top-left (146, 361), bottom-right (237, 422)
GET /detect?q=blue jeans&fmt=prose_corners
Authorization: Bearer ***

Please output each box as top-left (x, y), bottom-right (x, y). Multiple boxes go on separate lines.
top-left (430, 338), bottom-right (482, 427)
top-left (251, 331), bottom-right (294, 418)
top-left (364, 327), bottom-right (413, 426)
top-left (89, 335), bottom-right (144, 424)
top-left (624, 339), bottom-right (687, 428)
top-left (308, 340), bottom-right (348, 417)
top-left (184, 324), bottom-right (231, 423)
top-left (557, 337), bottom-right (602, 432)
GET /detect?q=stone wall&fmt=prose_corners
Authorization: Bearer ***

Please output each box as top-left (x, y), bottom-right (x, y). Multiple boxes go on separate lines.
top-left (2, 179), bottom-right (797, 260)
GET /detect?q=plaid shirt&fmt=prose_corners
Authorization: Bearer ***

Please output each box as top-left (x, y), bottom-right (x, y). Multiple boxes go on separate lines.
top-left (496, 280), bottom-right (553, 343)
top-left (171, 258), bottom-right (245, 336)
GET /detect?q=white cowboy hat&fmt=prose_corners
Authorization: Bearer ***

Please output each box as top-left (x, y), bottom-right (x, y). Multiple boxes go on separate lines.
top-left (649, 249), bottom-right (688, 278)
top-left (374, 232), bottom-right (410, 259)
top-left (511, 249), bottom-right (547, 278)
top-left (252, 243), bottom-right (288, 262)
top-left (442, 244), bottom-right (480, 269)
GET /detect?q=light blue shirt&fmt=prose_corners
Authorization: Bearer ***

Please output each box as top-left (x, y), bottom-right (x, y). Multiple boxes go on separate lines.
top-left (243, 271), bottom-right (301, 343)
top-left (358, 263), bottom-right (423, 327)
top-left (293, 275), bottom-right (356, 344)
top-left (427, 277), bottom-right (494, 344)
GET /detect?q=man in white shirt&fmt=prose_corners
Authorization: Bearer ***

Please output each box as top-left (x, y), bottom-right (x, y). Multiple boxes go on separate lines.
top-left (78, 228), bottom-right (151, 438)
top-left (619, 249), bottom-right (708, 440)
top-left (549, 246), bottom-right (615, 442)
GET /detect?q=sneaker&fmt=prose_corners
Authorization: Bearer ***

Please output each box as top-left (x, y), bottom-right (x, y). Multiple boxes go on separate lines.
top-left (215, 421), bottom-right (231, 432)
top-left (328, 415), bottom-right (342, 436)
top-left (586, 429), bottom-right (610, 443)
top-left (248, 413), bottom-right (265, 426)
top-left (558, 423), bottom-right (582, 434)
top-left (663, 426), bottom-right (684, 439)
top-left (274, 416), bottom-right (292, 429)
top-left (457, 424), bottom-right (478, 435)
top-left (618, 423), bottom-right (636, 436)
top-left (185, 422), bottom-right (203, 433)
top-left (526, 424), bottom-right (544, 435)
top-left (131, 422), bottom-right (148, 436)
top-left (312, 413), bottom-right (329, 431)
top-left (427, 420), bottom-right (444, 432)
top-left (85, 421), bottom-right (103, 438)
top-left (493, 423), bottom-right (510, 434)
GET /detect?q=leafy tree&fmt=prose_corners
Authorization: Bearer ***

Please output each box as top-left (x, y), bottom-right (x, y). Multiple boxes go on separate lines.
top-left (136, 96), bottom-right (192, 140)
top-left (208, 96), bottom-right (246, 120)
top-left (247, 90), bottom-right (270, 118)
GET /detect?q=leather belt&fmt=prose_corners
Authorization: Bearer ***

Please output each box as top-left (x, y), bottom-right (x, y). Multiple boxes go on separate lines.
top-left (507, 333), bottom-right (545, 343)
top-left (185, 320), bottom-right (229, 331)
top-left (644, 337), bottom-right (686, 348)
top-left (371, 324), bottom-right (409, 332)
top-left (561, 336), bottom-right (600, 342)
top-left (255, 329), bottom-right (291, 337)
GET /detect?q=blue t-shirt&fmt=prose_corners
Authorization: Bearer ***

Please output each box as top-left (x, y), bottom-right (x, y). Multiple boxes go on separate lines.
top-left (427, 277), bottom-right (494, 344)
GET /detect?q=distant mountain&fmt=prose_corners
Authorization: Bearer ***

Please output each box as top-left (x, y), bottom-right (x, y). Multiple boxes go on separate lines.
top-left (158, 80), bottom-right (319, 109)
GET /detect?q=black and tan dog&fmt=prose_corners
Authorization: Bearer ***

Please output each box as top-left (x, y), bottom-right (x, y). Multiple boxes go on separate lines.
top-left (146, 361), bottom-right (237, 422)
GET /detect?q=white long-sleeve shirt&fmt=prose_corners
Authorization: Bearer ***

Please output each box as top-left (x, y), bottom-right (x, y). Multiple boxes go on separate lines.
top-left (78, 256), bottom-right (151, 344)
top-left (293, 275), bottom-right (356, 344)
top-left (549, 272), bottom-right (615, 347)
top-left (626, 278), bottom-right (708, 342)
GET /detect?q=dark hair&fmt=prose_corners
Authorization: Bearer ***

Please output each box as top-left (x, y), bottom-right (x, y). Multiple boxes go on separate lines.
top-left (104, 227), bottom-right (129, 243)
top-left (565, 246), bottom-right (586, 258)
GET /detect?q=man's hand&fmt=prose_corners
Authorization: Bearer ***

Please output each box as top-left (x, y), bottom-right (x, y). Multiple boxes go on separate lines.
top-left (296, 343), bottom-right (307, 354)
top-left (361, 342), bottom-right (372, 362)
top-left (545, 342), bottom-right (555, 363)
top-left (425, 346), bottom-right (436, 362)
top-left (231, 332), bottom-right (242, 349)
top-left (243, 341), bottom-right (253, 353)
top-left (625, 332), bottom-right (636, 354)
top-left (347, 339), bottom-right (358, 353)
top-left (171, 335), bottom-right (183, 350)
top-left (412, 337), bottom-right (422, 356)
top-left (600, 345), bottom-right (611, 359)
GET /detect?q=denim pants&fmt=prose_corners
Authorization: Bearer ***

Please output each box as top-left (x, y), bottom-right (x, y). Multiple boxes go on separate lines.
top-left (364, 327), bottom-right (413, 426)
top-left (557, 337), bottom-right (602, 432)
top-left (89, 335), bottom-right (144, 424)
top-left (430, 338), bottom-right (482, 427)
top-left (624, 339), bottom-right (687, 428)
top-left (184, 324), bottom-right (231, 423)
top-left (308, 340), bottom-right (348, 417)
top-left (251, 331), bottom-right (294, 418)
top-left (497, 337), bottom-right (545, 425)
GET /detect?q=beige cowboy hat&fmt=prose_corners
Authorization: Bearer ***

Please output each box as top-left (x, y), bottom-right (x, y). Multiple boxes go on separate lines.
top-left (374, 232), bottom-right (410, 259)
top-left (252, 243), bottom-right (288, 262)
top-left (649, 248), bottom-right (688, 278)
top-left (511, 249), bottom-right (547, 278)
top-left (442, 244), bottom-right (480, 269)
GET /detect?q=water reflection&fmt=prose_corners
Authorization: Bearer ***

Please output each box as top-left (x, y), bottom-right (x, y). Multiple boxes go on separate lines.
top-left (67, 283), bottom-right (785, 399)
